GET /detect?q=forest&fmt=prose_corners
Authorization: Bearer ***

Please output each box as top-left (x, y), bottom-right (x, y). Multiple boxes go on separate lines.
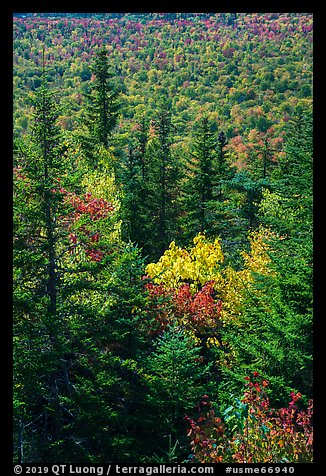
top-left (13, 12), bottom-right (313, 464)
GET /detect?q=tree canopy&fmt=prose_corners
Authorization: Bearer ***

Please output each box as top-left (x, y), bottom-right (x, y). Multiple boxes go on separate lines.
top-left (13, 13), bottom-right (313, 464)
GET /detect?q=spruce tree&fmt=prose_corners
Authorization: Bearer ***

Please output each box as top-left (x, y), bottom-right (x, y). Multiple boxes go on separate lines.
top-left (144, 325), bottom-right (212, 459)
top-left (119, 115), bottom-right (150, 249)
top-left (227, 171), bottom-right (270, 230)
top-left (88, 47), bottom-right (120, 147)
top-left (180, 114), bottom-right (217, 240)
top-left (79, 47), bottom-right (120, 165)
top-left (13, 70), bottom-right (145, 464)
top-left (217, 130), bottom-right (228, 176)
top-left (145, 97), bottom-right (180, 260)
top-left (13, 77), bottom-right (72, 461)
top-left (180, 116), bottom-right (235, 245)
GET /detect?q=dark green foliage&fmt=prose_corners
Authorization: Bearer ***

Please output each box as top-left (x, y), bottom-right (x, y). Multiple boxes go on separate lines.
top-left (119, 115), bottom-right (150, 249)
top-left (13, 75), bottom-right (148, 464)
top-left (227, 171), bottom-right (270, 230)
top-left (101, 242), bottom-right (149, 358)
top-left (179, 114), bottom-right (217, 240)
top-left (142, 325), bottom-right (213, 461)
top-left (218, 112), bottom-right (313, 409)
top-left (219, 267), bottom-right (312, 408)
top-left (87, 47), bottom-right (120, 146)
top-left (13, 13), bottom-right (313, 464)
top-left (263, 112), bottom-right (313, 237)
top-left (143, 98), bottom-right (181, 260)
top-left (179, 115), bottom-right (236, 245)
top-left (80, 47), bottom-right (121, 164)
top-left (13, 80), bottom-right (72, 462)
top-left (217, 130), bottom-right (229, 176)
top-left (145, 325), bottom-right (211, 420)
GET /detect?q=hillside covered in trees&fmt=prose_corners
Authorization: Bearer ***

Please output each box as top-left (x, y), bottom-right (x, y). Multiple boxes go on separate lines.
top-left (13, 12), bottom-right (313, 464)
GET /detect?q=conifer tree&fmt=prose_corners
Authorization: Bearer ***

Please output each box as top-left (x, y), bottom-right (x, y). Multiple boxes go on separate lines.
top-left (119, 115), bottom-right (150, 249)
top-left (87, 47), bottom-right (120, 147)
top-left (180, 116), bottom-right (235, 244)
top-left (227, 171), bottom-right (270, 231)
top-left (134, 114), bottom-right (149, 181)
top-left (180, 114), bottom-right (217, 240)
top-left (79, 47), bottom-right (121, 165)
top-left (13, 70), bottom-right (144, 464)
top-left (13, 76), bottom-right (71, 461)
top-left (103, 242), bottom-right (148, 358)
top-left (145, 97), bottom-right (180, 259)
top-left (217, 130), bottom-right (228, 176)
top-left (144, 325), bottom-right (212, 458)
top-left (218, 113), bottom-right (313, 407)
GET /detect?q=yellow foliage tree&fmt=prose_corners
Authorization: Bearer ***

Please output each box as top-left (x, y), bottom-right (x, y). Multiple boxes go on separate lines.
top-left (221, 226), bottom-right (276, 325)
top-left (145, 228), bottom-right (276, 350)
top-left (80, 150), bottom-right (122, 246)
top-left (145, 233), bottom-right (225, 291)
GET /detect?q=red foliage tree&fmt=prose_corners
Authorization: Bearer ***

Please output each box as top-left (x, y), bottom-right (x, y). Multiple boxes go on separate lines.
top-left (57, 186), bottom-right (114, 262)
top-left (144, 280), bottom-right (222, 342)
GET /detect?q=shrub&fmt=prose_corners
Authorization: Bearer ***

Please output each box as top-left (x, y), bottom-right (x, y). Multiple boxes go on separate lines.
top-left (186, 373), bottom-right (313, 463)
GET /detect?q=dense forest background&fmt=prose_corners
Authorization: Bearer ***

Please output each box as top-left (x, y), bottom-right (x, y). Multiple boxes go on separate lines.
top-left (13, 12), bottom-right (313, 464)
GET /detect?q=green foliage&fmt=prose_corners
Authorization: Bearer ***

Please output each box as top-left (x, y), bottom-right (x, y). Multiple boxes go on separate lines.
top-left (118, 114), bottom-right (150, 248)
top-left (14, 79), bottom-right (76, 462)
top-left (101, 242), bottom-right (149, 357)
top-left (143, 98), bottom-right (181, 260)
top-left (218, 268), bottom-right (312, 407)
top-left (81, 47), bottom-right (121, 162)
top-left (145, 325), bottom-right (211, 419)
top-left (13, 73), bottom-right (147, 463)
top-left (218, 114), bottom-right (313, 408)
top-left (142, 325), bottom-right (213, 461)
top-left (226, 171), bottom-right (270, 230)
top-left (13, 13), bottom-right (313, 464)
top-left (260, 112), bottom-right (313, 237)
top-left (180, 115), bottom-right (222, 240)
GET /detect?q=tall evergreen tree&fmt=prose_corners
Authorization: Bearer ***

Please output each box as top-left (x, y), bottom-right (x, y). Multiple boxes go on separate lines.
top-left (13, 72), bottom-right (146, 464)
top-left (134, 114), bottom-right (149, 181)
top-left (180, 116), bottom-right (235, 245)
top-left (79, 47), bottom-right (121, 165)
top-left (260, 111), bottom-right (312, 237)
top-left (88, 47), bottom-right (120, 147)
top-left (13, 77), bottom-right (72, 461)
top-left (145, 97), bottom-right (180, 260)
top-left (180, 114), bottom-right (217, 240)
top-left (217, 130), bottom-right (228, 176)
top-left (144, 325), bottom-right (212, 460)
top-left (227, 171), bottom-right (270, 231)
top-left (119, 115), bottom-right (150, 249)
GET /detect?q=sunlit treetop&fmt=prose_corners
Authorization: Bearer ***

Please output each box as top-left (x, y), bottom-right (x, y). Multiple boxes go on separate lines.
top-left (145, 233), bottom-right (224, 291)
